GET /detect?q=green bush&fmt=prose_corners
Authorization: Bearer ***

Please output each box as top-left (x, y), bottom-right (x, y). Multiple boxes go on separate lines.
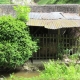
top-left (42, 60), bottom-right (80, 80)
top-left (69, 52), bottom-right (80, 60)
top-left (13, 5), bottom-right (31, 22)
top-left (0, 6), bottom-right (38, 69)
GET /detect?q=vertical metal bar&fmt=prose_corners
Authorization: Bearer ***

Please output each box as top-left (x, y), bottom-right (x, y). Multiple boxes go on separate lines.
top-left (58, 29), bottom-right (60, 44)
top-left (57, 29), bottom-right (60, 58)
top-left (36, 34), bottom-right (37, 60)
top-left (69, 36), bottom-right (70, 55)
top-left (66, 35), bottom-right (67, 54)
top-left (50, 34), bottom-right (51, 59)
top-left (38, 34), bottom-right (40, 60)
top-left (43, 34), bottom-right (44, 59)
top-left (74, 38), bottom-right (76, 54)
top-left (62, 35), bottom-right (64, 54)
top-left (72, 37), bottom-right (73, 54)
top-left (50, 34), bottom-right (54, 58)
top-left (48, 34), bottom-right (51, 59)
top-left (77, 37), bottom-right (79, 52)
top-left (72, 37), bottom-right (74, 54)
top-left (75, 39), bottom-right (76, 53)
top-left (53, 34), bottom-right (54, 59)
top-left (46, 34), bottom-right (47, 59)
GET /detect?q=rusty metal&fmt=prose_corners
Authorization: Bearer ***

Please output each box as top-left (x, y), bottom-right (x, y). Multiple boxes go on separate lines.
top-left (27, 19), bottom-right (80, 29)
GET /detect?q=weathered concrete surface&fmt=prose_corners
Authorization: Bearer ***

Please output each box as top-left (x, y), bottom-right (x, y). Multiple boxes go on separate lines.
top-left (22, 60), bottom-right (49, 71)
top-left (30, 4), bottom-right (79, 13)
top-left (0, 4), bottom-right (16, 16)
top-left (22, 59), bottom-right (80, 72)
top-left (0, 4), bottom-right (79, 17)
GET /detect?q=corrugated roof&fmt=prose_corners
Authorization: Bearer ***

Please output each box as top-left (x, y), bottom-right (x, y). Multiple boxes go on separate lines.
top-left (27, 19), bottom-right (80, 29)
top-left (29, 12), bottom-right (65, 19)
top-left (27, 12), bottom-right (80, 29)
top-left (62, 13), bottom-right (80, 19)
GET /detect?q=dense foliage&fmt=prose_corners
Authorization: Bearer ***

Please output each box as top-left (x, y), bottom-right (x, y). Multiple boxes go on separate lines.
top-left (42, 60), bottom-right (80, 80)
top-left (0, 0), bottom-right (10, 4)
top-left (38, 0), bottom-right (80, 5)
top-left (0, 5), bottom-right (38, 69)
top-left (13, 5), bottom-right (30, 22)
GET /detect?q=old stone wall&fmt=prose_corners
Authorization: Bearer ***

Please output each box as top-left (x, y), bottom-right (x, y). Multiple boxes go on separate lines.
top-left (0, 4), bottom-right (79, 16)
top-left (0, 4), bottom-right (16, 16)
top-left (30, 4), bottom-right (79, 13)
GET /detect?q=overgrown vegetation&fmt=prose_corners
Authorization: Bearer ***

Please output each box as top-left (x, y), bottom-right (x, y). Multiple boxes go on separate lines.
top-left (5, 60), bottom-right (80, 80)
top-left (42, 60), bottom-right (80, 80)
top-left (69, 52), bottom-right (80, 60)
top-left (0, 0), bottom-right (10, 4)
top-left (38, 0), bottom-right (80, 5)
top-left (0, 5), bottom-right (38, 69)
top-left (57, 42), bottom-right (65, 59)
top-left (13, 5), bottom-right (30, 22)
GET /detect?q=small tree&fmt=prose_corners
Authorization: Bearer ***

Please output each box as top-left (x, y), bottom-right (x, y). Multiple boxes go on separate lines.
top-left (0, 5), bottom-right (38, 69)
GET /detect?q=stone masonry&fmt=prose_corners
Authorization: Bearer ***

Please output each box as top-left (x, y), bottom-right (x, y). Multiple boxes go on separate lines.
top-left (0, 4), bottom-right (79, 17)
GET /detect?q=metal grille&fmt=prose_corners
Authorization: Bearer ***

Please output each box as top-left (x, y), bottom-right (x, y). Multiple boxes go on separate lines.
top-left (33, 34), bottom-right (80, 59)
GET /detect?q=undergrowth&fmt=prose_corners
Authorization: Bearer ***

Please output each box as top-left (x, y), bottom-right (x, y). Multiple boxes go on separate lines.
top-left (5, 60), bottom-right (80, 80)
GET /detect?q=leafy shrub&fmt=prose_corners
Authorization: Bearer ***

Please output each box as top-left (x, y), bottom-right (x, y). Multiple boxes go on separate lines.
top-left (42, 60), bottom-right (80, 80)
top-left (69, 52), bottom-right (80, 60)
top-left (13, 5), bottom-right (30, 22)
top-left (0, 6), bottom-right (38, 69)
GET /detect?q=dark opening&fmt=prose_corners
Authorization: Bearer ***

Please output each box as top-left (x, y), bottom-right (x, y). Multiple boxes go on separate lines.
top-left (29, 26), bottom-right (48, 35)
top-left (29, 26), bottom-right (76, 60)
